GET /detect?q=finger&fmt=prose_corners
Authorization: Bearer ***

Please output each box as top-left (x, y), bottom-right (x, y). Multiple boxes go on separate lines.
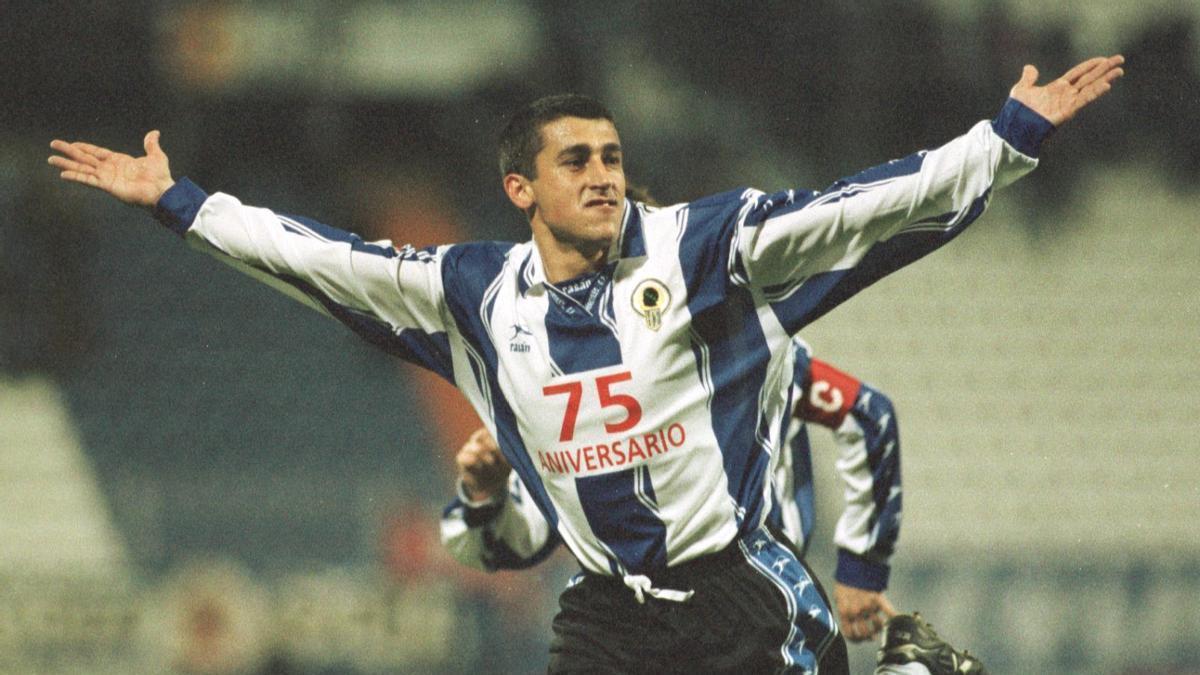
top-left (846, 619), bottom-right (871, 642)
top-left (1074, 71), bottom-right (1121, 111)
top-left (1019, 64), bottom-right (1038, 88)
top-left (59, 170), bottom-right (102, 188)
top-left (1072, 56), bottom-right (1123, 90)
top-left (867, 614), bottom-right (885, 637)
top-left (879, 594), bottom-right (898, 618)
top-left (48, 155), bottom-right (94, 174)
top-left (144, 130), bottom-right (164, 158)
top-left (49, 140), bottom-right (101, 166)
top-left (481, 431), bottom-right (499, 451)
top-left (456, 447), bottom-right (479, 470)
top-left (1059, 56), bottom-right (1109, 84)
top-left (72, 141), bottom-right (113, 161)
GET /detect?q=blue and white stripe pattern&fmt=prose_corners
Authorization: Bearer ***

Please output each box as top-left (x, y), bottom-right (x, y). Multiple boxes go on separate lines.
top-left (156, 98), bottom-right (1049, 580)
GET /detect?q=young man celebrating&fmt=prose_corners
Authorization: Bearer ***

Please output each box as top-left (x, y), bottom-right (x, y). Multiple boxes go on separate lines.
top-left (49, 56), bottom-right (1122, 673)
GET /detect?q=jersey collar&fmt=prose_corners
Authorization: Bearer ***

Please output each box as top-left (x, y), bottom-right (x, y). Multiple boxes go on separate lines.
top-left (519, 200), bottom-right (644, 296)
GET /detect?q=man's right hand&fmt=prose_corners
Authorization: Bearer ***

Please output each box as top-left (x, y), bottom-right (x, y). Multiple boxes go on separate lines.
top-left (48, 131), bottom-right (175, 208)
top-left (456, 427), bottom-right (511, 502)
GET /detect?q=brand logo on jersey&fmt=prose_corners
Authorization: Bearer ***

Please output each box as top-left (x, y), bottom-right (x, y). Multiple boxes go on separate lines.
top-left (510, 324), bottom-right (533, 353)
top-left (632, 279), bottom-right (670, 331)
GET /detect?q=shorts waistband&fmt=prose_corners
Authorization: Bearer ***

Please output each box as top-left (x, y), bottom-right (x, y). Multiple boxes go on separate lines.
top-left (584, 531), bottom-right (751, 588)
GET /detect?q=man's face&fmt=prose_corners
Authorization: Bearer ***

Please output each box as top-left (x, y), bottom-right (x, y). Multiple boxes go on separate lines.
top-left (525, 116), bottom-right (626, 253)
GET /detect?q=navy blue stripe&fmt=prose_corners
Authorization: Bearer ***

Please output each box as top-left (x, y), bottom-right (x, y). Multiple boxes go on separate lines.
top-left (278, 274), bottom-right (455, 382)
top-left (575, 467), bottom-right (667, 574)
top-left (736, 189), bottom-right (818, 227)
top-left (545, 311), bottom-right (623, 374)
top-left (852, 384), bottom-right (901, 558)
top-left (480, 527), bottom-right (562, 571)
top-left (766, 270), bottom-right (852, 335)
top-left (768, 190), bottom-right (990, 334)
top-left (443, 498), bottom-right (503, 528)
top-left (687, 291), bottom-right (772, 533)
top-left (822, 152), bottom-right (925, 196)
top-left (787, 346), bottom-right (816, 553)
top-left (741, 155), bottom-right (927, 232)
top-left (618, 203), bottom-right (646, 258)
top-left (277, 212), bottom-right (401, 259)
top-left (516, 252), bottom-right (533, 295)
top-left (439, 243), bottom-right (559, 531)
top-left (678, 193), bottom-right (774, 533)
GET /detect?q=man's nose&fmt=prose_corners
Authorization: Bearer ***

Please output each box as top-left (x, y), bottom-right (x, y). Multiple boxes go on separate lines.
top-left (585, 157), bottom-right (615, 188)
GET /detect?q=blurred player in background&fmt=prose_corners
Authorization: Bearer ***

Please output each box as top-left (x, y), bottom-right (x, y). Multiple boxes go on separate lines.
top-left (49, 54), bottom-right (1122, 674)
top-left (442, 337), bottom-right (987, 673)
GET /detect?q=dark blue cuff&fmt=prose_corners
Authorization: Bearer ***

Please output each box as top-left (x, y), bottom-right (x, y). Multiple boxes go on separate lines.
top-left (152, 177), bottom-right (208, 237)
top-left (835, 549), bottom-right (890, 591)
top-left (991, 98), bottom-right (1055, 158)
top-left (462, 497), bottom-right (505, 528)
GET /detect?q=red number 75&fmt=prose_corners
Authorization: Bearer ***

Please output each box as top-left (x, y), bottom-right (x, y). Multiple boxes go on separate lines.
top-left (542, 371), bottom-right (643, 442)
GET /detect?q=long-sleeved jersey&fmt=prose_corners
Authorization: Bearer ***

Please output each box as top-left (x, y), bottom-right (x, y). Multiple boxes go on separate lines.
top-left (441, 339), bottom-right (902, 591)
top-left (154, 99), bottom-right (1050, 579)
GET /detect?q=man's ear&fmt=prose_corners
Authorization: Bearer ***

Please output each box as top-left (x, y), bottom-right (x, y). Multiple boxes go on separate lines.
top-left (503, 173), bottom-right (534, 210)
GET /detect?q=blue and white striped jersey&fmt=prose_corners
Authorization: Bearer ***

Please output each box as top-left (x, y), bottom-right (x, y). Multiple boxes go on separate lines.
top-left (441, 338), bottom-right (904, 591)
top-left (154, 99), bottom-right (1050, 578)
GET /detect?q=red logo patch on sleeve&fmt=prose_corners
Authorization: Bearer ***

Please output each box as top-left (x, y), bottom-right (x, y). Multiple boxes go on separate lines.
top-left (797, 359), bottom-right (863, 429)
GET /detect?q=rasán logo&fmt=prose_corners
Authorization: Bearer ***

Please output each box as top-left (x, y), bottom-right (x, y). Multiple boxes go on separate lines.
top-left (510, 324), bottom-right (533, 353)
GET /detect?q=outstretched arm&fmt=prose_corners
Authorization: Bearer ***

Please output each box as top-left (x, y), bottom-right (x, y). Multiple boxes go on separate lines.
top-left (48, 131), bottom-right (175, 208)
top-left (730, 56), bottom-right (1125, 333)
top-left (48, 131), bottom-right (456, 379)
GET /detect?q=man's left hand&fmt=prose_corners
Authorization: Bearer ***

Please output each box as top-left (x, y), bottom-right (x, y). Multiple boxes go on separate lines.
top-left (834, 583), bottom-right (897, 643)
top-left (1009, 55), bottom-right (1124, 127)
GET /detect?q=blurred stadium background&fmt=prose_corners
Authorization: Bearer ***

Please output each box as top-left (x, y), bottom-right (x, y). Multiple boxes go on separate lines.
top-left (1, 1), bottom-right (1197, 673)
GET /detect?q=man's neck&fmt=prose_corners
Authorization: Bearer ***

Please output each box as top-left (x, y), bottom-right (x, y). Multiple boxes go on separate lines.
top-left (532, 229), bottom-right (610, 284)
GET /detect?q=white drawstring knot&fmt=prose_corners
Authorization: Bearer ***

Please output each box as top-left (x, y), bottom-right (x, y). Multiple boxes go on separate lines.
top-left (621, 574), bottom-right (695, 604)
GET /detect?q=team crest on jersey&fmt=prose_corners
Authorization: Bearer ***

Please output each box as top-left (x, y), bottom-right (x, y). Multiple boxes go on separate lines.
top-left (632, 279), bottom-right (670, 331)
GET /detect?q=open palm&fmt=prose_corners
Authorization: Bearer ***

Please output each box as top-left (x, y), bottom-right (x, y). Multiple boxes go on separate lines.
top-left (48, 131), bottom-right (175, 208)
top-left (1009, 55), bottom-right (1124, 126)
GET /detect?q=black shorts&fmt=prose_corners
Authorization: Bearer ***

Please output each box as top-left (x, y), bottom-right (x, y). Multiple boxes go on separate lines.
top-left (547, 526), bottom-right (848, 674)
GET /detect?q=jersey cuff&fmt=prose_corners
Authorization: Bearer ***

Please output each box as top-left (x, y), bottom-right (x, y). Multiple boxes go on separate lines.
top-left (991, 98), bottom-right (1055, 158)
top-left (835, 549), bottom-right (890, 591)
top-left (455, 479), bottom-right (506, 527)
top-left (152, 177), bottom-right (208, 237)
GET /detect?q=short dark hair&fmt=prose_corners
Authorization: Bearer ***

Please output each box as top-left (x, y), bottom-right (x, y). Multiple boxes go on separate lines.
top-left (498, 94), bottom-right (615, 179)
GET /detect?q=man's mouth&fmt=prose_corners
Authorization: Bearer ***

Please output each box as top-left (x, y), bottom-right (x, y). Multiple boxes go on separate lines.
top-left (584, 198), bottom-right (618, 208)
